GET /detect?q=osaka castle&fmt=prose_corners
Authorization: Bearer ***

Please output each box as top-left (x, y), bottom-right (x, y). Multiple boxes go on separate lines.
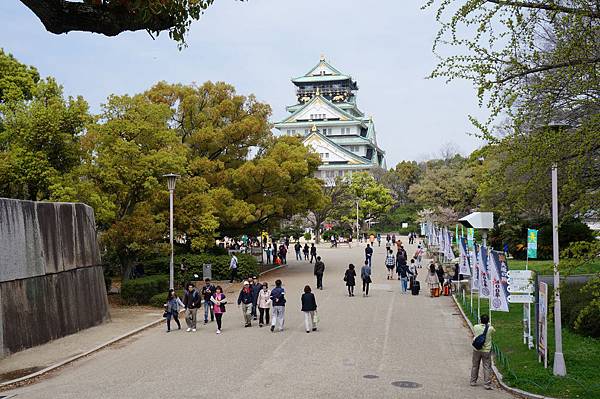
top-left (274, 57), bottom-right (386, 184)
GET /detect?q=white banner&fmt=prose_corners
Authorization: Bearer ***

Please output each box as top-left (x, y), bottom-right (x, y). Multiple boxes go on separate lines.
top-left (488, 250), bottom-right (510, 312)
top-left (459, 237), bottom-right (471, 276)
top-left (478, 245), bottom-right (490, 299)
top-left (469, 244), bottom-right (478, 289)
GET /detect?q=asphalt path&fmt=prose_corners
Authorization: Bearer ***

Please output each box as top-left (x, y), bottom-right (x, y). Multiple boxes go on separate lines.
top-left (4, 238), bottom-right (513, 399)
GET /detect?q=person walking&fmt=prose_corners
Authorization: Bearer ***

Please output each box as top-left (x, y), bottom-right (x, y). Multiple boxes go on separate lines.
top-left (285, 236), bottom-right (290, 249)
top-left (391, 234), bottom-right (396, 245)
top-left (426, 264), bottom-right (441, 297)
top-left (210, 286), bottom-right (227, 334)
top-left (436, 264), bottom-right (445, 287)
top-left (361, 260), bottom-right (372, 297)
top-left (395, 246), bottom-right (407, 280)
top-left (294, 242), bottom-right (302, 260)
top-left (314, 256), bottom-right (325, 290)
top-left (164, 289), bottom-right (184, 332)
top-left (365, 244), bottom-right (373, 267)
top-left (408, 259), bottom-right (418, 290)
top-left (250, 276), bottom-right (261, 321)
top-left (201, 278), bottom-right (216, 324)
top-left (183, 283), bottom-right (201, 332)
top-left (470, 314), bottom-right (495, 390)
top-left (397, 261), bottom-right (412, 294)
top-left (229, 253), bottom-right (238, 283)
top-left (265, 246), bottom-right (272, 264)
top-left (310, 243), bottom-right (317, 263)
top-left (377, 233), bottom-right (381, 247)
top-left (257, 282), bottom-right (271, 327)
top-left (303, 243), bottom-right (310, 260)
top-left (385, 250), bottom-right (396, 280)
top-left (270, 279), bottom-right (286, 332)
top-left (344, 264), bottom-right (357, 297)
top-left (279, 244), bottom-right (287, 264)
top-left (301, 285), bottom-right (318, 333)
top-left (414, 245), bottom-right (423, 268)
top-left (237, 281), bottom-right (254, 327)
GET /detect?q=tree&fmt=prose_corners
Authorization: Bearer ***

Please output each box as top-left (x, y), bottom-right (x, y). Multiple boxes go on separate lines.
top-left (306, 177), bottom-right (354, 243)
top-left (0, 49), bottom-right (40, 103)
top-left (344, 172), bottom-right (395, 233)
top-left (381, 161), bottom-right (421, 205)
top-left (19, 0), bottom-right (219, 47)
top-left (0, 77), bottom-right (90, 200)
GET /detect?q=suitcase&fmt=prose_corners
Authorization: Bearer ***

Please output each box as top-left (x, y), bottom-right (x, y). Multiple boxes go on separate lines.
top-left (411, 281), bottom-right (420, 295)
top-left (433, 287), bottom-right (441, 297)
top-left (443, 284), bottom-right (450, 296)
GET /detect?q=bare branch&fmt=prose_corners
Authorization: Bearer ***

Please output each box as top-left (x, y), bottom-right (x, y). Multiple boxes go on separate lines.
top-left (486, 0), bottom-right (600, 18)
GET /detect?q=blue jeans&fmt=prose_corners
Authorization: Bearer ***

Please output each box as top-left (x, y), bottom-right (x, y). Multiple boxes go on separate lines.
top-left (401, 277), bottom-right (408, 293)
top-left (366, 255), bottom-right (372, 267)
top-left (204, 301), bottom-right (214, 322)
top-left (296, 250), bottom-right (302, 260)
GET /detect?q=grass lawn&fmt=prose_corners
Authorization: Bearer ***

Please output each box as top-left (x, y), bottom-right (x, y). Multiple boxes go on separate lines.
top-left (457, 294), bottom-right (600, 399)
top-left (509, 259), bottom-right (600, 275)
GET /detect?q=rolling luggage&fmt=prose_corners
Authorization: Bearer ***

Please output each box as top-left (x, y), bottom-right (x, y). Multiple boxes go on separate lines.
top-left (411, 281), bottom-right (420, 295)
top-left (443, 284), bottom-right (451, 296)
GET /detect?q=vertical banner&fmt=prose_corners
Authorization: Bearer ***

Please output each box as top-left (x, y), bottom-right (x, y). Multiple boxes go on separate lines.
top-left (455, 224), bottom-right (460, 246)
top-left (527, 229), bottom-right (538, 259)
top-left (478, 245), bottom-right (490, 299)
top-left (469, 244), bottom-right (479, 290)
top-left (488, 250), bottom-right (510, 312)
top-left (445, 229), bottom-right (455, 261)
top-left (538, 282), bottom-right (548, 368)
top-left (421, 222), bottom-right (426, 236)
top-left (459, 237), bottom-right (471, 276)
top-left (467, 228), bottom-right (475, 250)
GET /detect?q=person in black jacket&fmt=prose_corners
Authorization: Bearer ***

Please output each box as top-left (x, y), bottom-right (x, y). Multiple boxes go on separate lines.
top-left (201, 278), bottom-right (216, 324)
top-left (237, 281), bottom-right (254, 327)
top-left (310, 244), bottom-right (317, 263)
top-left (301, 285), bottom-right (318, 333)
top-left (365, 244), bottom-right (373, 266)
top-left (303, 243), bottom-right (310, 260)
top-left (344, 264), bottom-right (357, 297)
top-left (314, 256), bottom-right (325, 290)
top-left (250, 276), bottom-right (261, 321)
top-left (183, 283), bottom-right (201, 332)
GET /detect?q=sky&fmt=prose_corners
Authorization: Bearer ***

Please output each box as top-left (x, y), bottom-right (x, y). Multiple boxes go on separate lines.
top-left (0, 0), bottom-right (489, 166)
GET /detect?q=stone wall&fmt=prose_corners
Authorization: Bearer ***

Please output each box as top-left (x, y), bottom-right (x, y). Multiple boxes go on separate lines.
top-left (0, 198), bottom-right (109, 358)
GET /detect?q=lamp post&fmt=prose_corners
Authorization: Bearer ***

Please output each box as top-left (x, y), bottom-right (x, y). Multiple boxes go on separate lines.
top-left (356, 200), bottom-right (360, 242)
top-left (163, 173), bottom-right (179, 290)
top-left (551, 164), bottom-right (567, 376)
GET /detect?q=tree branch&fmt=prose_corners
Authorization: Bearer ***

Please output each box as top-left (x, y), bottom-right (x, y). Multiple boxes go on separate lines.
top-left (486, 0), bottom-right (600, 18)
top-left (494, 56), bottom-right (600, 84)
top-left (19, 0), bottom-right (176, 36)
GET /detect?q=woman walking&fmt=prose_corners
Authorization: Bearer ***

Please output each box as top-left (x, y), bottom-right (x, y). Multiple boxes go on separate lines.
top-left (361, 260), bottom-right (372, 297)
top-left (210, 286), bottom-right (227, 334)
top-left (344, 264), bottom-right (357, 297)
top-left (301, 285), bottom-right (318, 333)
top-left (165, 289), bottom-right (184, 332)
top-left (303, 243), bottom-right (310, 260)
top-left (257, 282), bottom-right (271, 327)
top-left (436, 264), bottom-right (445, 287)
top-left (426, 264), bottom-right (441, 297)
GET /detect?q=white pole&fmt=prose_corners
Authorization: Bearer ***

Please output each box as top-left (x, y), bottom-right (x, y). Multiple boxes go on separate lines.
top-left (169, 188), bottom-right (174, 290)
top-left (551, 164), bottom-right (567, 376)
top-left (356, 201), bottom-right (359, 242)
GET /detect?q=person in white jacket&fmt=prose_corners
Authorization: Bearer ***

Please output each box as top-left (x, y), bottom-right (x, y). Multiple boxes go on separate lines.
top-left (256, 283), bottom-right (272, 327)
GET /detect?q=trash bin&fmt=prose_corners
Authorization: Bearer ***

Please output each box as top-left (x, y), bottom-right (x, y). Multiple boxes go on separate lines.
top-left (203, 263), bottom-right (212, 280)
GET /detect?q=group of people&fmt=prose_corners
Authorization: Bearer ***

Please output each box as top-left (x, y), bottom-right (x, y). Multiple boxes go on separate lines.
top-left (164, 276), bottom-right (319, 334)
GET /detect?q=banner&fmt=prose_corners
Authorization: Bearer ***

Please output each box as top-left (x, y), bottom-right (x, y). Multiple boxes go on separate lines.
top-left (459, 237), bottom-right (471, 276)
top-left (527, 229), bottom-right (538, 259)
top-left (445, 229), bottom-right (455, 261)
top-left (467, 228), bottom-right (475, 250)
top-left (455, 224), bottom-right (460, 246)
top-left (469, 244), bottom-right (478, 290)
top-left (488, 250), bottom-right (510, 312)
top-left (478, 245), bottom-right (490, 299)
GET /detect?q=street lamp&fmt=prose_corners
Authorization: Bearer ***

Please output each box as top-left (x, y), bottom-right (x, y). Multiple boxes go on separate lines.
top-left (163, 173), bottom-right (179, 290)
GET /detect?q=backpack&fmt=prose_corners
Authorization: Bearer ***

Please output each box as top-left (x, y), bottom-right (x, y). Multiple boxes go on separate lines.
top-left (472, 324), bottom-right (489, 350)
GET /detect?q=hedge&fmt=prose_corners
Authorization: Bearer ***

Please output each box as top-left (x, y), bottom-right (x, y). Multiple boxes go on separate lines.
top-left (139, 253), bottom-right (259, 287)
top-left (121, 275), bottom-right (170, 305)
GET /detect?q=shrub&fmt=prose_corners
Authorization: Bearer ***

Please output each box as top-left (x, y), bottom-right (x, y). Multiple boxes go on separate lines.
top-left (560, 282), bottom-right (591, 330)
top-left (121, 275), bottom-right (170, 305)
top-left (138, 253), bottom-right (259, 287)
top-left (574, 299), bottom-right (600, 338)
top-left (303, 232), bottom-right (312, 241)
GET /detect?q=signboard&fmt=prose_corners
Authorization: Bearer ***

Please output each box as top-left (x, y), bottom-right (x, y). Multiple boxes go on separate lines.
top-left (538, 282), bottom-right (548, 368)
top-left (488, 250), bottom-right (510, 312)
top-left (401, 222), bottom-right (408, 228)
top-left (202, 263), bottom-right (212, 280)
top-left (507, 294), bottom-right (534, 303)
top-left (527, 229), bottom-right (538, 259)
top-left (507, 270), bottom-right (535, 294)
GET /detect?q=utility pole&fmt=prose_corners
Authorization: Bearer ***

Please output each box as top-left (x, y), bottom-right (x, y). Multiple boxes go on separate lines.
top-left (552, 164), bottom-right (567, 376)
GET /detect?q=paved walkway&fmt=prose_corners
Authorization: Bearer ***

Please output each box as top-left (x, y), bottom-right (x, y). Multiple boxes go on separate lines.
top-left (3, 238), bottom-right (513, 399)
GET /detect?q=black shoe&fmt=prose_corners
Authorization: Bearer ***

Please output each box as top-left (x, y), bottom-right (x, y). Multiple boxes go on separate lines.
top-left (245, 323), bottom-right (251, 328)
top-left (166, 330), bottom-right (170, 333)
top-left (259, 324), bottom-right (264, 327)
top-left (306, 330), bottom-right (310, 333)
top-left (253, 317), bottom-right (257, 320)
top-left (270, 325), bottom-right (275, 332)
top-left (312, 327), bottom-right (317, 331)
top-left (204, 320), bottom-right (208, 324)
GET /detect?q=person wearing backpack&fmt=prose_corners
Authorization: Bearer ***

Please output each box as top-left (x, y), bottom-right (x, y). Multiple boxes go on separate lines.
top-left (229, 253), bottom-right (238, 283)
top-left (470, 314), bottom-right (495, 390)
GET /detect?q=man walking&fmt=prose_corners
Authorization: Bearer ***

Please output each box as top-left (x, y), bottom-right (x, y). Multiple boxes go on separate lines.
top-left (201, 278), bottom-right (216, 324)
top-left (314, 256), bottom-right (325, 290)
top-left (270, 279), bottom-right (286, 332)
top-left (365, 244), bottom-right (373, 267)
top-left (229, 253), bottom-right (238, 283)
top-left (250, 276), bottom-right (261, 320)
top-left (183, 283), bottom-right (201, 332)
top-left (385, 249), bottom-right (396, 280)
top-left (237, 281), bottom-right (254, 327)
top-left (294, 241), bottom-right (302, 260)
top-left (310, 243), bottom-right (317, 263)
top-left (470, 314), bottom-right (495, 390)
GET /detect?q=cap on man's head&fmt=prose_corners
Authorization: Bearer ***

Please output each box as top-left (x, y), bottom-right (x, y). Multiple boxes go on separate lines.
top-left (243, 281), bottom-right (249, 285)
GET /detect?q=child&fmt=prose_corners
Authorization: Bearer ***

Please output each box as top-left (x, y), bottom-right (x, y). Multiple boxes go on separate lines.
top-left (344, 264), bottom-right (357, 297)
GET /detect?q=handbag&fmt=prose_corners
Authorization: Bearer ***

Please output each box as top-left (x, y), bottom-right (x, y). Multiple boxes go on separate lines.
top-left (162, 311), bottom-right (170, 318)
top-left (472, 324), bottom-right (489, 350)
top-left (313, 311), bottom-right (320, 324)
